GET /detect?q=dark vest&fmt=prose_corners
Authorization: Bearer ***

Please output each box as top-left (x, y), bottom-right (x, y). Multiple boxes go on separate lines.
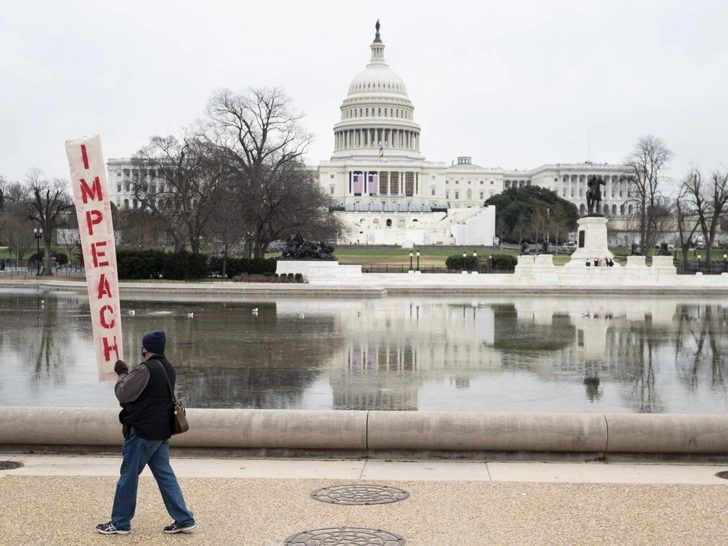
top-left (121, 357), bottom-right (176, 440)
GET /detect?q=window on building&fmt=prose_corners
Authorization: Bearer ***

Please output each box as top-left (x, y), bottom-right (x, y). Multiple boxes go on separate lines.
top-left (125, 183), bottom-right (130, 192)
top-left (479, 191), bottom-right (484, 199)
top-left (330, 186), bottom-right (335, 195)
top-left (446, 190), bottom-right (450, 198)
top-left (386, 219), bottom-right (392, 227)
top-left (467, 189), bottom-right (472, 199)
top-left (431, 187), bottom-right (436, 196)
top-left (330, 174), bottom-right (335, 178)
top-left (455, 180), bottom-right (459, 184)
top-left (455, 191), bottom-right (459, 199)
top-left (133, 199), bottom-right (138, 209)
top-left (490, 180), bottom-right (494, 185)
top-left (117, 171), bottom-right (121, 177)
top-left (378, 108), bottom-right (381, 116)
top-left (117, 184), bottom-right (121, 192)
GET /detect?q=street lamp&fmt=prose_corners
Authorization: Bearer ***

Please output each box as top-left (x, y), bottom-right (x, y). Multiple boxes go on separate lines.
top-left (33, 228), bottom-right (42, 275)
top-left (416, 251), bottom-right (420, 272)
top-left (698, 254), bottom-right (702, 274)
top-left (473, 251), bottom-right (477, 273)
top-left (409, 251), bottom-right (413, 272)
top-left (463, 252), bottom-right (467, 272)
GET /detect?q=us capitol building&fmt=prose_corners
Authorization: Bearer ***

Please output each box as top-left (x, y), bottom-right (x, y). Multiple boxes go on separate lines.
top-left (107, 22), bottom-right (632, 247)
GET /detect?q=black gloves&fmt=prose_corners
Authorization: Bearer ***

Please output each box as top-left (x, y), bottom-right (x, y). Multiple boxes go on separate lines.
top-left (114, 360), bottom-right (129, 375)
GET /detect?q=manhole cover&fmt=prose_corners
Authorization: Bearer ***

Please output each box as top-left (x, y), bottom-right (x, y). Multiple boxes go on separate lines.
top-left (0, 461), bottom-right (23, 471)
top-left (284, 527), bottom-right (405, 545)
top-left (311, 485), bottom-right (409, 505)
top-left (715, 471), bottom-right (728, 479)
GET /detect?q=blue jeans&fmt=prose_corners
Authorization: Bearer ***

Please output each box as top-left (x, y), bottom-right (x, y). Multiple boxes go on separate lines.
top-left (111, 429), bottom-right (195, 531)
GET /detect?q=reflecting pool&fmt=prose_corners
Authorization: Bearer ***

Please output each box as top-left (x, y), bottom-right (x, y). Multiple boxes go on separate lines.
top-left (1, 289), bottom-right (727, 413)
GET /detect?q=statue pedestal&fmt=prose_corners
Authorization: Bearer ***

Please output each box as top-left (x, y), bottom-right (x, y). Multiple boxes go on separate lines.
top-left (276, 260), bottom-right (362, 282)
top-left (565, 216), bottom-right (614, 268)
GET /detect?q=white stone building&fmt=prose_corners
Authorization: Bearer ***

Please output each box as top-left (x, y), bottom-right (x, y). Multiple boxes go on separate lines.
top-left (106, 23), bottom-right (632, 247)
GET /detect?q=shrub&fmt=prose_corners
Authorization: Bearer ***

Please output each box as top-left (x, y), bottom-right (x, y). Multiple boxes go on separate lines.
top-left (117, 249), bottom-right (208, 280)
top-left (446, 254), bottom-right (476, 270)
top-left (208, 256), bottom-right (277, 278)
top-left (295, 273), bottom-right (303, 283)
top-left (492, 255), bottom-right (518, 269)
top-left (55, 252), bottom-right (68, 266)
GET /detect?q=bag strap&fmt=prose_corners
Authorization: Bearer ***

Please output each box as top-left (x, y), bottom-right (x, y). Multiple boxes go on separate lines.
top-left (151, 360), bottom-right (178, 403)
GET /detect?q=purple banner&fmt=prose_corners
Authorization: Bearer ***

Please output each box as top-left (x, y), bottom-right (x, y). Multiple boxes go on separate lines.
top-left (353, 171), bottom-right (363, 195)
top-left (368, 173), bottom-right (378, 195)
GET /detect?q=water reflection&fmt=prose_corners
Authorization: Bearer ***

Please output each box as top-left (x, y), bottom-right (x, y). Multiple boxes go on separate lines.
top-left (1, 290), bottom-right (728, 413)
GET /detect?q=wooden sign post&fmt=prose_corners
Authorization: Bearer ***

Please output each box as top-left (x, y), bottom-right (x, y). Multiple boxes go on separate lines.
top-left (65, 135), bottom-right (123, 381)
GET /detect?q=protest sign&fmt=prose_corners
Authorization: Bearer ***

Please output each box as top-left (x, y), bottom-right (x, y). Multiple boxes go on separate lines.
top-left (65, 135), bottom-right (123, 381)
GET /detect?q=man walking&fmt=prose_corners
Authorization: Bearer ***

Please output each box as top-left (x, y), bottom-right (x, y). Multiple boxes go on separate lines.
top-left (96, 330), bottom-right (196, 535)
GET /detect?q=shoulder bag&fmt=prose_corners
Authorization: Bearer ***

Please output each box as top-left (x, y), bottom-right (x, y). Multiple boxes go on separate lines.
top-left (153, 360), bottom-right (189, 435)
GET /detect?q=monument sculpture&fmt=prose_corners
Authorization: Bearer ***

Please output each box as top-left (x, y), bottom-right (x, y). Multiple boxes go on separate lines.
top-left (631, 243), bottom-right (642, 256)
top-left (280, 233), bottom-right (336, 261)
top-left (586, 176), bottom-right (607, 216)
top-left (520, 241), bottom-right (530, 255)
top-left (538, 239), bottom-right (552, 255)
top-left (658, 243), bottom-right (671, 256)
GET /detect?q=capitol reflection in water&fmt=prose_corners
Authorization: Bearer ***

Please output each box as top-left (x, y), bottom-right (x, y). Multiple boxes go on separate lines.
top-left (1, 290), bottom-right (727, 414)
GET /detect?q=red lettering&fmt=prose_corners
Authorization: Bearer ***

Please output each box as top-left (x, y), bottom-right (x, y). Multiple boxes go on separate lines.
top-left (103, 336), bottom-right (119, 362)
top-left (91, 241), bottom-right (109, 267)
top-left (85, 209), bottom-right (103, 236)
top-left (79, 177), bottom-right (103, 204)
top-left (81, 144), bottom-right (90, 169)
top-left (97, 273), bottom-right (113, 299)
top-left (100, 305), bottom-right (115, 329)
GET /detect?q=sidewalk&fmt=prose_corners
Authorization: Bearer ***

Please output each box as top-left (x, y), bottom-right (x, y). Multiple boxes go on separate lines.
top-left (2, 454), bottom-right (728, 545)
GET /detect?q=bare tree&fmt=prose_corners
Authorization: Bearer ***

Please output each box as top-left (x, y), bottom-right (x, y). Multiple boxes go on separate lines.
top-left (116, 208), bottom-right (167, 250)
top-left (0, 181), bottom-right (31, 266)
top-left (674, 191), bottom-right (699, 271)
top-left (203, 87), bottom-right (344, 257)
top-left (680, 166), bottom-right (728, 269)
top-left (132, 133), bottom-right (222, 253)
top-left (623, 135), bottom-right (674, 253)
top-left (25, 170), bottom-right (73, 275)
top-left (0, 174), bottom-right (6, 212)
top-left (206, 181), bottom-right (246, 279)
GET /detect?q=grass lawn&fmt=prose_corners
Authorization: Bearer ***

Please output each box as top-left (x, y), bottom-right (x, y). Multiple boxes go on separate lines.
top-left (326, 246), bottom-right (513, 267)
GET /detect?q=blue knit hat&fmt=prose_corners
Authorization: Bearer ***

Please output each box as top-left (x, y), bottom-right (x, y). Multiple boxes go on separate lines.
top-left (142, 330), bottom-right (166, 355)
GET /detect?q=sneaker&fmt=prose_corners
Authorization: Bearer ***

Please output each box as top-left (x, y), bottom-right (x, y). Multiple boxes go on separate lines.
top-left (96, 521), bottom-right (130, 535)
top-left (163, 522), bottom-right (196, 534)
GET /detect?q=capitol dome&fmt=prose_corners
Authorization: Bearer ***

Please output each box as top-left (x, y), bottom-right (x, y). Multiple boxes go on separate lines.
top-left (347, 66), bottom-right (409, 97)
top-left (332, 22), bottom-right (423, 160)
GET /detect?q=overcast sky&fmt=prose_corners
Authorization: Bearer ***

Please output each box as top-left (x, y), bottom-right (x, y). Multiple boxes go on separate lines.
top-left (2, 0), bottom-right (726, 186)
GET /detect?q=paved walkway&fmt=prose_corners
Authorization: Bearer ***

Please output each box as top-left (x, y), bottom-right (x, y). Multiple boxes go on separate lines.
top-left (2, 453), bottom-right (728, 545)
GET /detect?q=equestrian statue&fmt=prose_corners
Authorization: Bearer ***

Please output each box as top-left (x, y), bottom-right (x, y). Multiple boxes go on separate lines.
top-left (586, 176), bottom-right (607, 216)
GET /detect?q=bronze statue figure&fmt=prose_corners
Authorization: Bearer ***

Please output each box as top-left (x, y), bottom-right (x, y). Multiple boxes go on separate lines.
top-left (280, 232), bottom-right (336, 261)
top-left (586, 176), bottom-right (606, 216)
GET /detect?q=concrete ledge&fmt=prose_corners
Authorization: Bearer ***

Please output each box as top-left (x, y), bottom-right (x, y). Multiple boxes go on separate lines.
top-left (367, 411), bottom-right (608, 453)
top-left (605, 413), bottom-right (728, 454)
top-left (2, 408), bottom-right (728, 458)
top-left (177, 409), bottom-right (367, 451)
